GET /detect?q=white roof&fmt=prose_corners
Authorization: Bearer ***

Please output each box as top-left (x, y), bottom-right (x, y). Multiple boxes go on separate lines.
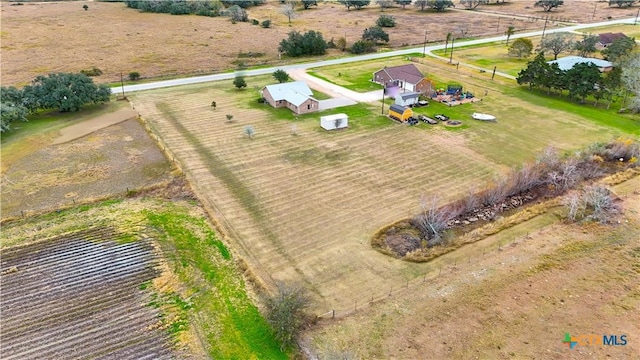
top-left (320, 113), bottom-right (348, 121)
top-left (547, 56), bottom-right (613, 71)
top-left (398, 91), bottom-right (421, 100)
top-left (263, 81), bottom-right (316, 107)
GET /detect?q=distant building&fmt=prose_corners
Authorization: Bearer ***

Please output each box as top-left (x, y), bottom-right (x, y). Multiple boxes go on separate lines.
top-left (261, 81), bottom-right (319, 114)
top-left (596, 32), bottom-right (628, 50)
top-left (373, 64), bottom-right (433, 94)
top-left (547, 56), bottom-right (613, 72)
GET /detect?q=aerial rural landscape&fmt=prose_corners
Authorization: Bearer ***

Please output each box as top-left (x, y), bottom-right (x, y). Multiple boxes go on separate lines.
top-left (1, 0), bottom-right (639, 359)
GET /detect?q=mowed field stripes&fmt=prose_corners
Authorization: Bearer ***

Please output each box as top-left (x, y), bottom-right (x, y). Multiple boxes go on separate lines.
top-left (132, 84), bottom-right (500, 311)
top-left (0, 227), bottom-right (177, 360)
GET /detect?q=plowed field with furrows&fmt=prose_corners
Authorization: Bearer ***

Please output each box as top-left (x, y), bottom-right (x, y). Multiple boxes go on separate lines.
top-left (0, 227), bottom-right (176, 360)
top-left (132, 86), bottom-right (499, 309)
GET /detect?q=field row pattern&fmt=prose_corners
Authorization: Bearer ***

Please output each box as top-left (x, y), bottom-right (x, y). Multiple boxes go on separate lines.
top-left (0, 227), bottom-right (176, 360)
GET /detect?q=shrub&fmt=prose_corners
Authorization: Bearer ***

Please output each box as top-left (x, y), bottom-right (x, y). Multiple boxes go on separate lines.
top-left (243, 125), bottom-right (255, 138)
top-left (80, 67), bottom-right (103, 77)
top-left (261, 19), bottom-right (271, 28)
top-left (564, 185), bottom-right (620, 223)
top-left (251, 19), bottom-right (259, 25)
top-left (376, 14), bottom-right (395, 27)
top-left (265, 282), bottom-right (311, 351)
top-left (233, 75), bottom-right (247, 89)
top-left (279, 30), bottom-right (328, 57)
top-left (350, 40), bottom-right (375, 54)
top-left (128, 71), bottom-right (141, 81)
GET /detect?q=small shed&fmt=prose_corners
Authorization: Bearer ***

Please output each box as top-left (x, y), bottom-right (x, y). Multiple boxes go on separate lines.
top-left (395, 91), bottom-right (421, 107)
top-left (388, 104), bottom-right (413, 122)
top-left (320, 113), bottom-right (349, 130)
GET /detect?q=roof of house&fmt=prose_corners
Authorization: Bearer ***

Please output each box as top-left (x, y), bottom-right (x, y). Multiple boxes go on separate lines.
top-left (597, 32), bottom-right (627, 45)
top-left (547, 56), bottom-right (613, 71)
top-left (378, 64), bottom-right (424, 85)
top-left (263, 81), bottom-right (316, 107)
top-left (389, 104), bottom-right (410, 114)
top-left (397, 91), bottom-right (421, 100)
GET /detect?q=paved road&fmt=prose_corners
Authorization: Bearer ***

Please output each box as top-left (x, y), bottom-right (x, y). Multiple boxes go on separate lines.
top-left (112, 17), bottom-right (637, 95)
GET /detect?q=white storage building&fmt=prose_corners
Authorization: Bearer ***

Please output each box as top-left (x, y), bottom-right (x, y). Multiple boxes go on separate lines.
top-left (320, 113), bottom-right (348, 131)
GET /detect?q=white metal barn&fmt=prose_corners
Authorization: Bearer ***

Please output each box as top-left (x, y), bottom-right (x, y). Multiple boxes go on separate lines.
top-left (320, 113), bottom-right (349, 131)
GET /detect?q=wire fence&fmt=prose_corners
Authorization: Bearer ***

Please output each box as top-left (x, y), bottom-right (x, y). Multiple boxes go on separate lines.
top-left (314, 230), bottom-right (534, 320)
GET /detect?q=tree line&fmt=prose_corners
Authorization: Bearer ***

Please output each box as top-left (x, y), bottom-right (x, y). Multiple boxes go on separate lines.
top-left (1, 73), bottom-right (111, 133)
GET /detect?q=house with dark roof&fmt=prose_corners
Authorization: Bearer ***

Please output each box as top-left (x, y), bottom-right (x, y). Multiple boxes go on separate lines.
top-left (596, 32), bottom-right (628, 49)
top-left (547, 56), bottom-right (613, 72)
top-left (372, 64), bottom-right (433, 94)
top-left (261, 81), bottom-right (319, 115)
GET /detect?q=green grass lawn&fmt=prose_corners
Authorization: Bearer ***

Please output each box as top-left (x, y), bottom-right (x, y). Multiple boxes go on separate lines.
top-left (433, 41), bottom-right (535, 77)
top-left (146, 205), bottom-right (288, 359)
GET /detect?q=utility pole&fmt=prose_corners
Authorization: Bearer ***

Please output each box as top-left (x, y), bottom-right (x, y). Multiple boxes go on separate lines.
top-left (635, 7), bottom-right (640, 25)
top-left (381, 88), bottom-right (385, 115)
top-left (496, 17), bottom-right (501, 33)
top-left (541, 15), bottom-right (549, 39)
top-left (422, 30), bottom-right (428, 57)
top-left (592, 3), bottom-right (597, 20)
top-left (120, 72), bottom-right (125, 98)
top-left (449, 37), bottom-right (455, 64)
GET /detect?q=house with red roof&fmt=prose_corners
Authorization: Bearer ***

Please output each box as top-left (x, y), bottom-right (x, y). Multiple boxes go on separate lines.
top-left (372, 64), bottom-right (433, 94)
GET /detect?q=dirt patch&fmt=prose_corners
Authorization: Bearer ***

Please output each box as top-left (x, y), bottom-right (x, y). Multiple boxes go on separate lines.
top-left (1, 117), bottom-right (173, 219)
top-left (52, 106), bottom-right (137, 144)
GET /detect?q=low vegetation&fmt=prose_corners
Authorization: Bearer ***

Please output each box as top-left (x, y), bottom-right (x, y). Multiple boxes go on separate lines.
top-left (375, 138), bottom-right (639, 260)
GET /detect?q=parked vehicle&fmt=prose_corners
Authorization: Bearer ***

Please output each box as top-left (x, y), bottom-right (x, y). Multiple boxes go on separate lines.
top-left (434, 114), bottom-right (450, 121)
top-left (407, 117), bottom-right (419, 126)
top-left (418, 115), bottom-right (437, 124)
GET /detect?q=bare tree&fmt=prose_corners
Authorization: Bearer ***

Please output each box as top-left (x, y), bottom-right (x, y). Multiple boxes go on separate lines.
top-left (413, 196), bottom-right (454, 246)
top-left (459, 0), bottom-right (488, 10)
top-left (377, 0), bottom-right (394, 11)
top-left (265, 281), bottom-right (312, 351)
top-left (244, 125), bottom-right (255, 138)
top-left (540, 32), bottom-right (574, 60)
top-left (281, 2), bottom-right (297, 23)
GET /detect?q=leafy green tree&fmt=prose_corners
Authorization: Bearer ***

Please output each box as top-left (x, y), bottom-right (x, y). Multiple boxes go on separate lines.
top-left (362, 26), bottom-right (389, 43)
top-left (221, 0), bottom-right (264, 8)
top-left (460, 0), bottom-right (488, 10)
top-left (273, 69), bottom-right (290, 83)
top-left (505, 26), bottom-right (515, 45)
top-left (21, 73), bottom-right (110, 113)
top-left (376, 14), bottom-right (395, 27)
top-left (129, 71), bottom-right (141, 81)
top-left (301, 0), bottom-right (318, 9)
top-left (395, 0), bottom-right (412, 8)
top-left (517, 51), bottom-right (552, 89)
top-left (534, 0), bottom-right (564, 11)
top-left (338, 0), bottom-right (371, 10)
top-left (351, 40), bottom-right (375, 54)
top-left (0, 102), bottom-right (28, 133)
top-left (279, 30), bottom-right (328, 57)
top-left (574, 34), bottom-right (598, 57)
top-left (608, 0), bottom-right (638, 7)
top-left (418, 0), bottom-right (454, 11)
top-left (265, 282), bottom-right (311, 351)
top-left (83, 4), bottom-right (89, 10)
top-left (233, 75), bottom-right (247, 89)
top-left (564, 62), bottom-right (601, 102)
top-left (601, 36), bottom-right (636, 63)
top-left (540, 32), bottom-right (574, 60)
top-left (336, 37), bottom-right (348, 51)
top-left (0, 86), bottom-right (24, 106)
top-left (508, 37), bottom-right (533, 58)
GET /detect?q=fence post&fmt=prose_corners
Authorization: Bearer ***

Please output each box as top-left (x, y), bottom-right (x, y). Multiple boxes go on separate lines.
top-left (332, 310), bottom-right (335, 318)
top-left (389, 286), bottom-right (392, 296)
top-left (355, 301), bottom-right (357, 311)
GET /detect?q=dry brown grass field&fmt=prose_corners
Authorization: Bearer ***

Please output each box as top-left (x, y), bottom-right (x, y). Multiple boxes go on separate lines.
top-left (2, 0), bottom-right (637, 86)
top-left (302, 176), bottom-right (640, 359)
top-left (130, 56), bottom-right (624, 314)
